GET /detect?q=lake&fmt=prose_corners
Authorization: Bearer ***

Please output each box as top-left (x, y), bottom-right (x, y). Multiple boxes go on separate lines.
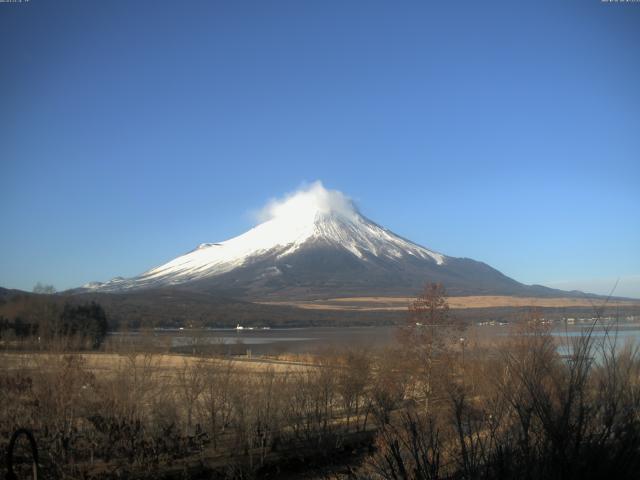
top-left (108, 323), bottom-right (640, 357)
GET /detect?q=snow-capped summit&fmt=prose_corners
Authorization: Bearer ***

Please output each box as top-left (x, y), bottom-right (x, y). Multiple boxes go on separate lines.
top-left (82, 182), bottom-right (554, 298)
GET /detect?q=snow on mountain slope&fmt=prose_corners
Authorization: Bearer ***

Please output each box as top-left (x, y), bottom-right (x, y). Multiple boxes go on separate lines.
top-left (80, 182), bottom-right (574, 298)
top-left (85, 182), bottom-right (445, 292)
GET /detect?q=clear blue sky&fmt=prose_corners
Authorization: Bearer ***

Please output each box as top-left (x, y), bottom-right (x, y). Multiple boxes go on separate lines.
top-left (1, 1), bottom-right (639, 297)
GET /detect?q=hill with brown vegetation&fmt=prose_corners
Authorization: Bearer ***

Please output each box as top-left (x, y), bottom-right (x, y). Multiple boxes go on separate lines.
top-left (3, 286), bottom-right (639, 330)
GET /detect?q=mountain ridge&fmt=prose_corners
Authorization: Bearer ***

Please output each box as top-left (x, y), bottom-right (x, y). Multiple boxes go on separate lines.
top-left (77, 182), bottom-right (588, 300)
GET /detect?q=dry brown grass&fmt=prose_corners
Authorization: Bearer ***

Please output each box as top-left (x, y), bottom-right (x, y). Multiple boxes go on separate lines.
top-left (0, 351), bottom-right (307, 376)
top-left (259, 295), bottom-right (640, 311)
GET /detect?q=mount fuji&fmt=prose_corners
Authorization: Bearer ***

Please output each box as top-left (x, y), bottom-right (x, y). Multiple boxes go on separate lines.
top-left (81, 182), bottom-right (562, 299)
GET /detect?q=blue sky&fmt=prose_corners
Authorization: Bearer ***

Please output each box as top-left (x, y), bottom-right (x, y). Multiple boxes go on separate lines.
top-left (1, 1), bottom-right (639, 297)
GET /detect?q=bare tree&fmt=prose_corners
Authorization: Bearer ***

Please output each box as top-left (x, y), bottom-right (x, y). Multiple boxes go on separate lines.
top-left (33, 282), bottom-right (57, 294)
top-left (176, 357), bottom-right (206, 430)
top-left (199, 358), bottom-right (235, 449)
top-left (370, 349), bottom-right (410, 425)
top-left (337, 348), bottom-right (371, 431)
top-left (398, 283), bottom-right (463, 413)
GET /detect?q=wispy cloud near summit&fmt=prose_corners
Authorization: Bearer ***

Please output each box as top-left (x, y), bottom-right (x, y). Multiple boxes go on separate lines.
top-left (254, 181), bottom-right (359, 224)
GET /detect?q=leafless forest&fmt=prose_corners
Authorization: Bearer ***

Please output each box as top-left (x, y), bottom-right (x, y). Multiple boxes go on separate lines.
top-left (1, 285), bottom-right (639, 479)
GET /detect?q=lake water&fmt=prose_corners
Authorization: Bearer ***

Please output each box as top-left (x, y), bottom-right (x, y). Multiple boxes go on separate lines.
top-left (109, 323), bottom-right (640, 357)
top-left (109, 326), bottom-right (397, 355)
top-left (552, 325), bottom-right (640, 358)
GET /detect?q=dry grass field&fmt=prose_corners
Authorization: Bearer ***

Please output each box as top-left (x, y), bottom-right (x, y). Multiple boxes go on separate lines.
top-left (260, 295), bottom-right (640, 311)
top-left (2, 314), bottom-right (640, 479)
top-left (0, 351), bottom-right (310, 377)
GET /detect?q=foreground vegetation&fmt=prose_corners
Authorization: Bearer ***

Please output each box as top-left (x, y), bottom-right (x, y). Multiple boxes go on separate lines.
top-left (1, 285), bottom-right (639, 479)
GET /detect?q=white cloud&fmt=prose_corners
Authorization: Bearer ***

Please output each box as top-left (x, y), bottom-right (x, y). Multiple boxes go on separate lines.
top-left (253, 180), bottom-right (359, 224)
